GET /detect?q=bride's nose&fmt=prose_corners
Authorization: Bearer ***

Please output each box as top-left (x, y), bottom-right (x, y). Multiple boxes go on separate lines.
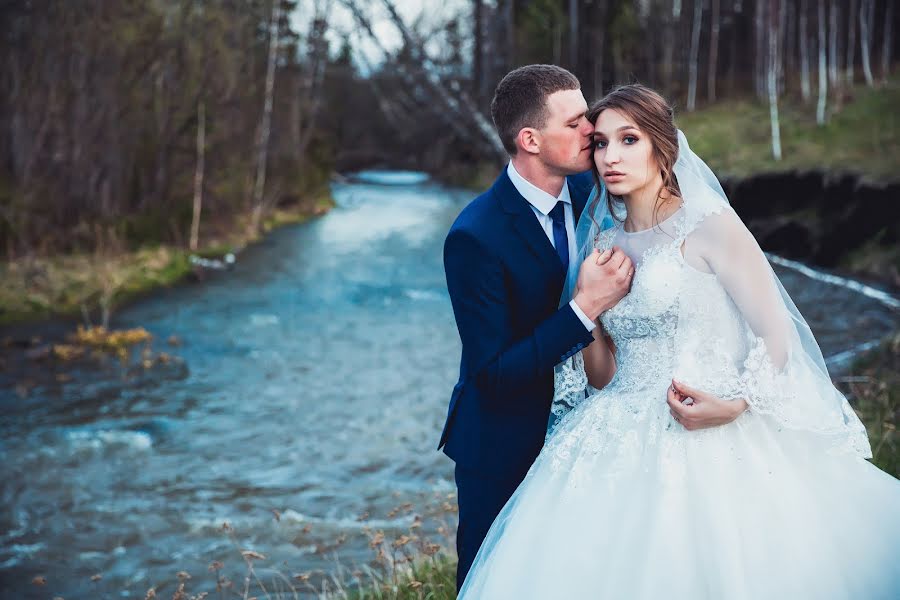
top-left (604, 144), bottom-right (621, 165)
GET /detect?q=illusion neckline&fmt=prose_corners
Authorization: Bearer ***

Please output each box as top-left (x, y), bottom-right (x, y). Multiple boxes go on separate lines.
top-left (620, 204), bottom-right (685, 235)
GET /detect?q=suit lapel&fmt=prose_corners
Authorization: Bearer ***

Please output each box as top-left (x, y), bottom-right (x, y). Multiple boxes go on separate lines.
top-left (494, 170), bottom-right (566, 278)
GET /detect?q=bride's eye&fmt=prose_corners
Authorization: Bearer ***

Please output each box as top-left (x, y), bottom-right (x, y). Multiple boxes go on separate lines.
top-left (623, 135), bottom-right (638, 145)
top-left (593, 139), bottom-right (607, 150)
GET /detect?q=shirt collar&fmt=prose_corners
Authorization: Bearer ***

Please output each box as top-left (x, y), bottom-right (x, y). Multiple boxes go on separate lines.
top-left (507, 161), bottom-right (571, 216)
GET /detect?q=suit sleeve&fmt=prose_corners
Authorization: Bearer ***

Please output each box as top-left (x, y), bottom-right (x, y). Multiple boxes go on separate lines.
top-left (444, 228), bottom-right (594, 406)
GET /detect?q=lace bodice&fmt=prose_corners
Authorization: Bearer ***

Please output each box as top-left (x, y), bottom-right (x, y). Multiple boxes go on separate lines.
top-left (593, 207), bottom-right (745, 396)
top-left (550, 203), bottom-right (870, 458)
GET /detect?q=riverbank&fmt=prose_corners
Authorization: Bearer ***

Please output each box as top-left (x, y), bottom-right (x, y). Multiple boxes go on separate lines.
top-left (0, 193), bottom-right (335, 328)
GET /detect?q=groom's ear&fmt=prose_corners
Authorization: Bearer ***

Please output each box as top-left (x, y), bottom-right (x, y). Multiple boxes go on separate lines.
top-left (517, 127), bottom-right (541, 156)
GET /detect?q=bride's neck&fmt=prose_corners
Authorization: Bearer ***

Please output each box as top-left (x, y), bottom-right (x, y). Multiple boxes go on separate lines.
top-left (621, 182), bottom-right (677, 232)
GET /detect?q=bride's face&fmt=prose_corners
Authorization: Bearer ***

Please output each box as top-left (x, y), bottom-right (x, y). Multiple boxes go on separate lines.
top-left (592, 108), bottom-right (661, 200)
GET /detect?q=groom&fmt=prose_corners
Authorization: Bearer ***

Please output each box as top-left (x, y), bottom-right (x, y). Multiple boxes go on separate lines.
top-left (439, 65), bottom-right (634, 590)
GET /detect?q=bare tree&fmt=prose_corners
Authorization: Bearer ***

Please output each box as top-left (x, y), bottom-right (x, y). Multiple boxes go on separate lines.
top-left (591, 0), bottom-right (610, 96)
top-left (568, 0), bottom-right (579, 70)
top-left (859, 0), bottom-right (875, 86)
top-left (755, 0), bottom-right (766, 98)
top-left (817, 0), bottom-right (828, 124)
top-left (827, 0), bottom-right (839, 88)
top-left (783, 0), bottom-right (796, 84)
top-left (190, 100), bottom-right (205, 252)
top-left (662, 0), bottom-right (680, 97)
top-left (882, 0), bottom-right (894, 83)
top-left (846, 0), bottom-right (858, 84)
top-left (339, 0), bottom-right (505, 161)
top-left (800, 0), bottom-right (812, 100)
top-left (504, 0), bottom-right (515, 70)
top-left (687, 0), bottom-right (703, 111)
top-left (292, 5), bottom-right (330, 162)
top-left (708, 0), bottom-right (721, 103)
top-left (776, 0), bottom-right (788, 92)
top-left (249, 0), bottom-right (282, 237)
top-left (768, 0), bottom-right (782, 160)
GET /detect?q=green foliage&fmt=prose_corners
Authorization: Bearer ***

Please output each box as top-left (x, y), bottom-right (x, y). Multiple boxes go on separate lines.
top-left (608, 0), bottom-right (642, 82)
top-left (677, 77), bottom-right (900, 181)
top-left (519, 0), bottom-right (566, 65)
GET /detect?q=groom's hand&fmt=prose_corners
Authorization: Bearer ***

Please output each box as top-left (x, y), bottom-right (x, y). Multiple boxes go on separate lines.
top-left (667, 379), bottom-right (748, 430)
top-left (573, 247), bottom-right (633, 321)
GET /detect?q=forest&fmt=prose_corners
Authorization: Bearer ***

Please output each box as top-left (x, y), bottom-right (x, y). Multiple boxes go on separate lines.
top-left (1, 0), bottom-right (897, 308)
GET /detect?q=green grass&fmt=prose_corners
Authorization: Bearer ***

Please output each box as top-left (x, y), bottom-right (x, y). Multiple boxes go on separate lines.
top-left (677, 77), bottom-right (900, 182)
top-left (841, 332), bottom-right (900, 477)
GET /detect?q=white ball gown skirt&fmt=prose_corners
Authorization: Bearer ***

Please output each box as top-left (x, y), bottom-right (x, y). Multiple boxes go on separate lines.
top-left (458, 382), bottom-right (900, 599)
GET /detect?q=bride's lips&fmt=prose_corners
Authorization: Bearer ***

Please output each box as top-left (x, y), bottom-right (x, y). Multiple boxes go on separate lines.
top-left (604, 171), bottom-right (626, 182)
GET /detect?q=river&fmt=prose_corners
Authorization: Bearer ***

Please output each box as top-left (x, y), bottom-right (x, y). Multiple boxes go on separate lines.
top-left (1, 172), bottom-right (897, 598)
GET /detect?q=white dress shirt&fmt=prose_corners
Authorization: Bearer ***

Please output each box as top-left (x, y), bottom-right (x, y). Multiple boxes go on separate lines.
top-left (507, 162), bottom-right (596, 332)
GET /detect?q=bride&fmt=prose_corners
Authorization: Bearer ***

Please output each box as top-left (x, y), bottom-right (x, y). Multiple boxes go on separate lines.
top-left (458, 84), bottom-right (900, 599)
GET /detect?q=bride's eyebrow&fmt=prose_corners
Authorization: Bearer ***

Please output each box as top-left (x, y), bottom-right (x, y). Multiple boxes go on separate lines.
top-left (617, 125), bottom-right (640, 133)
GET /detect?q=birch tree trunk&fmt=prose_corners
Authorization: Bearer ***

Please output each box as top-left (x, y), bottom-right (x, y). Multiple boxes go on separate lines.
top-left (817, 0), bottom-right (828, 124)
top-left (860, 0), bottom-right (875, 86)
top-left (708, 0), bottom-right (720, 103)
top-left (190, 100), bottom-right (205, 252)
top-left (687, 0), bottom-right (703, 111)
top-left (800, 0), bottom-right (812, 100)
top-left (768, 0), bottom-right (782, 160)
top-left (249, 0), bottom-right (280, 237)
top-left (846, 0), bottom-right (858, 84)
top-left (882, 0), bottom-right (894, 82)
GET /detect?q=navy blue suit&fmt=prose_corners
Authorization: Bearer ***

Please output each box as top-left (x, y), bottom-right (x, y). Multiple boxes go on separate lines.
top-left (440, 169), bottom-right (596, 589)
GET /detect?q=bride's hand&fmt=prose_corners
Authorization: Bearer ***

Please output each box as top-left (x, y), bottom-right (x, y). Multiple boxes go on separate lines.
top-left (666, 379), bottom-right (748, 430)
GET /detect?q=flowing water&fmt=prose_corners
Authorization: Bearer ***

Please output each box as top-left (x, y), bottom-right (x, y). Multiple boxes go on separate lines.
top-left (1, 172), bottom-right (896, 598)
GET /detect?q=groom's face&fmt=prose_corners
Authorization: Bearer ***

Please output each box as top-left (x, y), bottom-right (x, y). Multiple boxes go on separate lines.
top-left (536, 89), bottom-right (594, 175)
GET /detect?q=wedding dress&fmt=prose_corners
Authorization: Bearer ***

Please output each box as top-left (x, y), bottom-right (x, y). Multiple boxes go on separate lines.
top-left (458, 134), bottom-right (900, 600)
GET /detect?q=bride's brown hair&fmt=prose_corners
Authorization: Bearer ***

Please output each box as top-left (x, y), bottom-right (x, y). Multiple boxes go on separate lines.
top-left (586, 84), bottom-right (681, 227)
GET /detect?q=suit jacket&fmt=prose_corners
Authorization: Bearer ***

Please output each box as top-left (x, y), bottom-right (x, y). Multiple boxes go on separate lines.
top-left (440, 169), bottom-right (596, 475)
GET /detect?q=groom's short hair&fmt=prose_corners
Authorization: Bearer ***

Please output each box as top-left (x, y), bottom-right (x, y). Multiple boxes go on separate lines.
top-left (490, 64), bottom-right (581, 156)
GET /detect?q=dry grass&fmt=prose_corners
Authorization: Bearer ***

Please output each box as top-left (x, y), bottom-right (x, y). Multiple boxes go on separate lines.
top-left (0, 196), bottom-right (335, 327)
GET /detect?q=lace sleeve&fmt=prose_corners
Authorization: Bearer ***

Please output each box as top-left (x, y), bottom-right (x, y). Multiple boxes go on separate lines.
top-left (696, 208), bottom-right (871, 456)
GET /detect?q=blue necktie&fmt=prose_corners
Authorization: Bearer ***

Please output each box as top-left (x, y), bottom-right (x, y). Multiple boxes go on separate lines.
top-left (549, 201), bottom-right (569, 273)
